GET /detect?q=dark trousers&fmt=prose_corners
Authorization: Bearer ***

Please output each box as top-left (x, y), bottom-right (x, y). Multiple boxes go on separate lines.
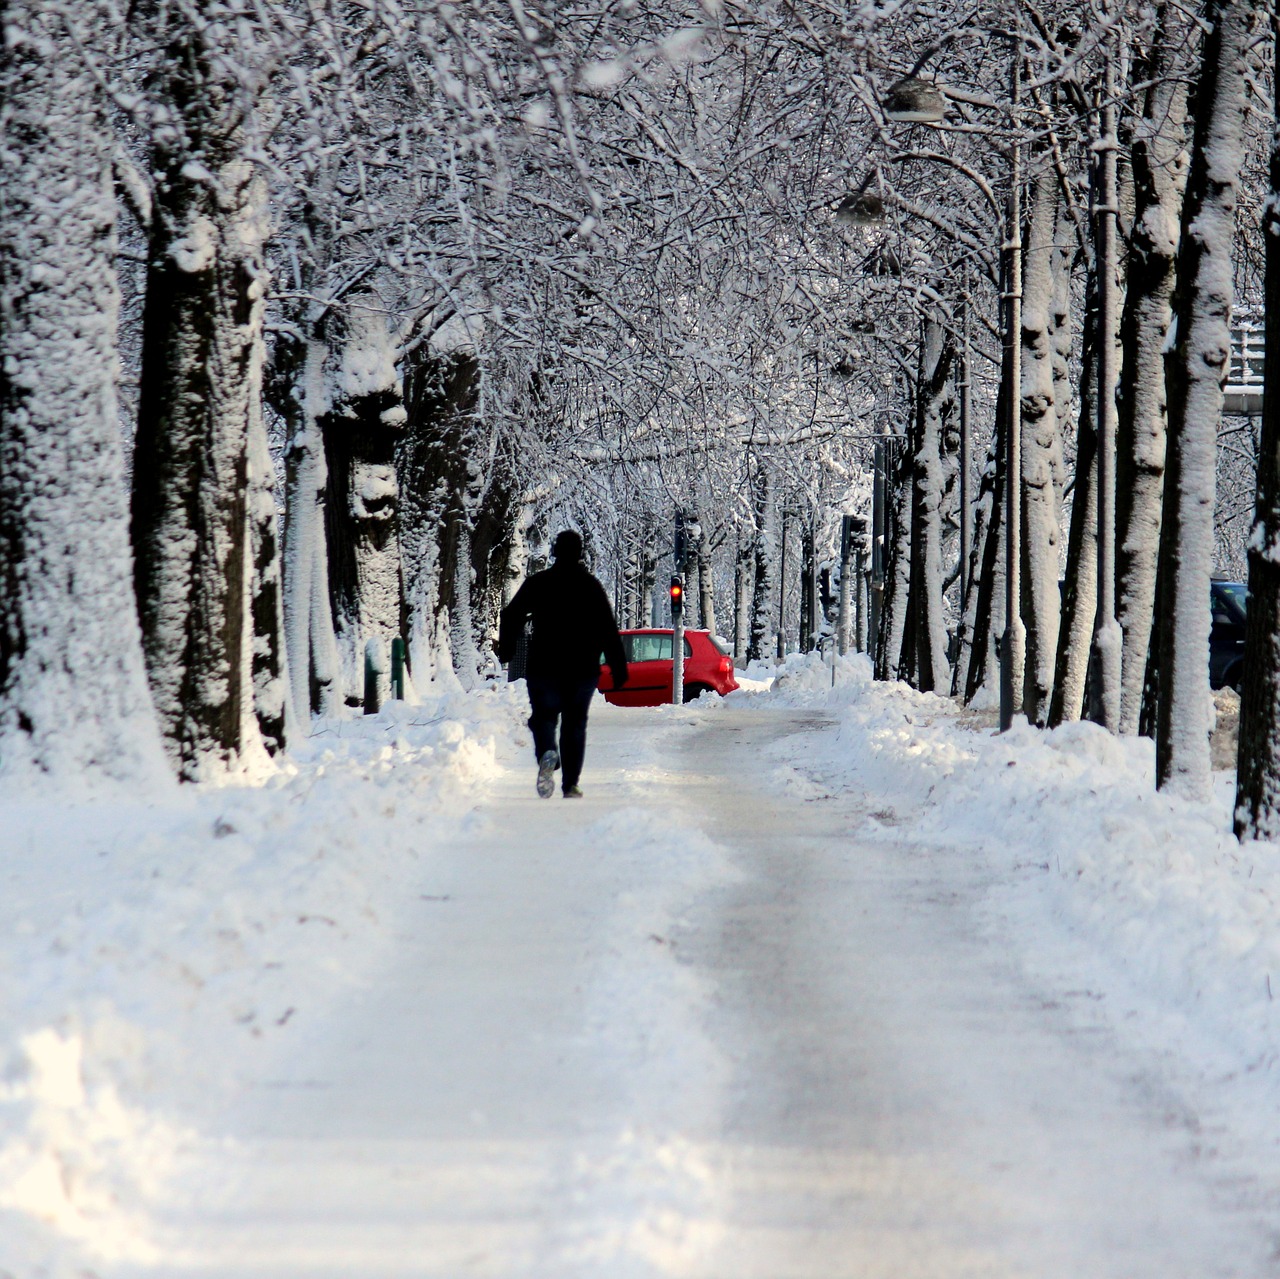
top-left (526, 676), bottom-right (598, 791)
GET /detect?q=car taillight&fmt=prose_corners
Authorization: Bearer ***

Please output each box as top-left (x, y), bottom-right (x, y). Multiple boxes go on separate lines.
top-left (718, 656), bottom-right (734, 674)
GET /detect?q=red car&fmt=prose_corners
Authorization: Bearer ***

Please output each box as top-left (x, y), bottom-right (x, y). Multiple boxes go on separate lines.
top-left (599, 629), bottom-right (739, 706)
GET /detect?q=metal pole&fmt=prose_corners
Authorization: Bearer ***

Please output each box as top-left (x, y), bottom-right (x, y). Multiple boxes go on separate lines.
top-left (999, 30), bottom-right (1025, 732)
top-left (776, 508), bottom-right (787, 662)
top-left (838, 514), bottom-right (853, 655)
top-left (870, 441), bottom-right (885, 664)
top-left (671, 579), bottom-right (685, 703)
top-left (391, 636), bottom-right (406, 700)
top-left (855, 541), bottom-right (867, 652)
top-left (959, 263), bottom-right (972, 610)
top-left (672, 512), bottom-right (686, 702)
top-left (1089, 17), bottom-right (1122, 730)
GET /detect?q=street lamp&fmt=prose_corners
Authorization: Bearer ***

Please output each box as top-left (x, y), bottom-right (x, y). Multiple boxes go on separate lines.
top-left (883, 78), bottom-right (947, 124)
top-left (836, 170), bottom-right (887, 227)
top-left (877, 34), bottom-right (1025, 728)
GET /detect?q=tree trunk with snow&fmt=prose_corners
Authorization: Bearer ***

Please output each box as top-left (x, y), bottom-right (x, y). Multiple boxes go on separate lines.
top-left (799, 522), bottom-right (818, 654)
top-left (470, 469), bottom-right (520, 662)
top-left (246, 329), bottom-right (288, 755)
top-left (1020, 167), bottom-right (1066, 724)
top-left (1115, 32), bottom-right (1187, 735)
top-left (399, 350), bottom-right (480, 684)
top-left (875, 442), bottom-right (912, 682)
top-left (1051, 207), bottom-right (1076, 476)
top-left (321, 298), bottom-right (408, 706)
top-left (964, 354), bottom-right (1013, 706)
top-left (130, 16), bottom-right (272, 781)
top-left (0, 0), bottom-right (168, 788)
top-left (953, 440), bottom-right (998, 700)
top-left (697, 534), bottom-right (717, 636)
top-left (275, 332), bottom-right (341, 723)
top-left (1234, 17), bottom-right (1280, 839)
top-left (734, 536), bottom-right (752, 662)
top-left (639, 548), bottom-right (657, 628)
top-left (1156, 0), bottom-right (1254, 799)
top-left (907, 321), bottom-right (956, 693)
top-left (1049, 277), bottom-right (1101, 727)
top-left (748, 465), bottom-right (776, 663)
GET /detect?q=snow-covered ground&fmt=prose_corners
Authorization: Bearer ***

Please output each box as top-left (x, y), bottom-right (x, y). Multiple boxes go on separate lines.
top-left (4, 660), bottom-right (1280, 1275)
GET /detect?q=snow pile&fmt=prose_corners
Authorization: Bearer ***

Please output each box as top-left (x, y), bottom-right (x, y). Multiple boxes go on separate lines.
top-left (752, 653), bottom-right (1280, 1085)
top-left (0, 684), bottom-right (527, 1269)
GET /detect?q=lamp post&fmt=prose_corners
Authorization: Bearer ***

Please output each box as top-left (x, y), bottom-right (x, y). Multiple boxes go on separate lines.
top-left (998, 34), bottom-right (1025, 731)
top-left (959, 264), bottom-right (972, 609)
top-left (869, 39), bottom-right (1024, 721)
top-left (1088, 19), bottom-right (1122, 730)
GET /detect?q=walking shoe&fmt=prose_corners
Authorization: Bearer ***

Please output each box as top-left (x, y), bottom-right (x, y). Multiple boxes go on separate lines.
top-left (562, 785), bottom-right (583, 798)
top-left (536, 750), bottom-right (558, 799)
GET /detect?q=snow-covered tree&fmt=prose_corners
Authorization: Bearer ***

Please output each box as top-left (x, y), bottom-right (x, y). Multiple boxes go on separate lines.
top-left (1155, 0), bottom-right (1257, 800)
top-left (1234, 16), bottom-right (1280, 841)
top-left (129, 2), bottom-right (278, 780)
top-left (0, 0), bottom-right (168, 789)
top-left (1114, 7), bottom-right (1188, 736)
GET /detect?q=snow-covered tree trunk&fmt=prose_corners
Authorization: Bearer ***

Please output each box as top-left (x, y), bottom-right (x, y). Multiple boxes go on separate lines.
top-left (1156, 0), bottom-right (1254, 799)
top-left (875, 443), bottom-right (912, 682)
top-left (697, 536), bottom-right (717, 636)
top-left (1115, 37), bottom-right (1187, 735)
top-left (321, 299), bottom-right (408, 705)
top-left (399, 350), bottom-right (479, 684)
top-left (907, 321), bottom-right (955, 693)
top-left (130, 15), bottom-right (272, 781)
top-left (280, 335), bottom-right (341, 723)
top-left (799, 522), bottom-right (817, 653)
top-left (1233, 19), bottom-right (1280, 839)
top-left (1051, 207), bottom-right (1076, 468)
top-left (1020, 167), bottom-right (1066, 724)
top-left (246, 316), bottom-right (288, 755)
top-left (964, 425), bottom-right (1007, 705)
top-left (1049, 280), bottom-right (1101, 727)
top-left (0, 0), bottom-right (168, 788)
top-left (953, 443), bottom-right (997, 700)
top-left (734, 536), bottom-right (752, 662)
top-left (639, 549), bottom-right (657, 628)
top-left (470, 471), bottom-right (519, 662)
top-left (748, 464), bottom-right (776, 663)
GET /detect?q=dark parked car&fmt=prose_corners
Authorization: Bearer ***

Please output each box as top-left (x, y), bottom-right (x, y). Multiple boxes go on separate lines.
top-left (1211, 578), bottom-right (1247, 691)
top-left (598, 629), bottom-right (738, 705)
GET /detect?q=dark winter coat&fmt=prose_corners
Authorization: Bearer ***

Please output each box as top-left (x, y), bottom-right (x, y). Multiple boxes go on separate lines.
top-left (497, 562), bottom-right (628, 686)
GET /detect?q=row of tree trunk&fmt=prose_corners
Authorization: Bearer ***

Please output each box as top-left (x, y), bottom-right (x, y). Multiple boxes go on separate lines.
top-left (884, 0), bottom-right (1280, 827)
top-left (0, 4), bottom-right (520, 784)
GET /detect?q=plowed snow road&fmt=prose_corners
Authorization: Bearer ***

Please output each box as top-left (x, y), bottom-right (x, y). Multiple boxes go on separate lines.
top-left (133, 704), bottom-right (1276, 1277)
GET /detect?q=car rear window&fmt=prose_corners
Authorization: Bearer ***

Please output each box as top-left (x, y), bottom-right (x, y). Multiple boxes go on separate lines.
top-left (1212, 583), bottom-right (1248, 625)
top-left (622, 633), bottom-right (693, 661)
top-left (625, 633), bottom-right (672, 662)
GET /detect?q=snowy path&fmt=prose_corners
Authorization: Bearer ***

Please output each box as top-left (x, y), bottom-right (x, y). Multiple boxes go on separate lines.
top-left (129, 704), bottom-right (1274, 1277)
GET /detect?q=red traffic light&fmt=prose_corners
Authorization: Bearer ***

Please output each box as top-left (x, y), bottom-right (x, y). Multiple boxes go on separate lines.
top-left (669, 577), bottom-right (683, 603)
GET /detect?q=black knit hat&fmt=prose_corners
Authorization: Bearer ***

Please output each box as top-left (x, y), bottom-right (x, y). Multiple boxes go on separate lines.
top-left (551, 530), bottom-right (583, 562)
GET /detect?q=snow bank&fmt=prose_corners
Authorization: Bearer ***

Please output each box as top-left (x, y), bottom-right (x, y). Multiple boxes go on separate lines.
top-left (0, 684), bottom-right (527, 1271)
top-left (749, 653), bottom-right (1280, 1088)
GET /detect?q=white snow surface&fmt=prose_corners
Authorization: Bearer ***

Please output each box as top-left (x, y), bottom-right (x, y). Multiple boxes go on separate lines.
top-left (4, 659), bottom-right (1280, 1274)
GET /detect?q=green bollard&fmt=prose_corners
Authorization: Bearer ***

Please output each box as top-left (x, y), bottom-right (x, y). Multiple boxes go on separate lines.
top-left (363, 638), bottom-right (386, 715)
top-left (391, 637), bottom-right (406, 701)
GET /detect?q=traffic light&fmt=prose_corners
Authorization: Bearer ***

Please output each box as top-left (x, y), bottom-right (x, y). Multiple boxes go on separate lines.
top-left (669, 576), bottom-right (684, 609)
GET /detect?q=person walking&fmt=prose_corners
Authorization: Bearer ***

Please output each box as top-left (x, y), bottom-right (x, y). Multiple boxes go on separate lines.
top-left (497, 531), bottom-right (628, 798)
